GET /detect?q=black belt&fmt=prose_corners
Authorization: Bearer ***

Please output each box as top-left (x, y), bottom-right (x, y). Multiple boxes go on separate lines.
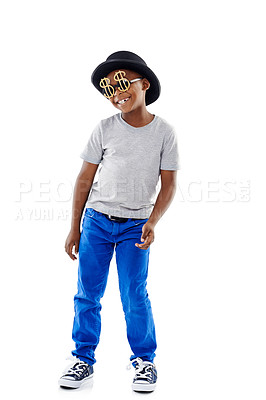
top-left (102, 213), bottom-right (137, 222)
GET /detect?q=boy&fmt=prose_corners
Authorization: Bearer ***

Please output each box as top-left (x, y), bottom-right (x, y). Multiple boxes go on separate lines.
top-left (58, 51), bottom-right (180, 392)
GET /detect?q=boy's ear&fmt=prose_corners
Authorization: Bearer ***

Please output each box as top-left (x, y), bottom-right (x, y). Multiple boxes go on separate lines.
top-left (142, 78), bottom-right (150, 91)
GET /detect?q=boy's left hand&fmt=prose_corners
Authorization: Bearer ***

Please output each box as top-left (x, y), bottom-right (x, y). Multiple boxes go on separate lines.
top-left (135, 221), bottom-right (155, 250)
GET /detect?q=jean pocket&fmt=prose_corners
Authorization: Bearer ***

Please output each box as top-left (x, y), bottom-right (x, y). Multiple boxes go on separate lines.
top-left (85, 208), bottom-right (96, 218)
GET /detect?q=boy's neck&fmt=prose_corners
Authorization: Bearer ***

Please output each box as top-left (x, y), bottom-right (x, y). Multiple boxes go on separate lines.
top-left (121, 107), bottom-right (155, 128)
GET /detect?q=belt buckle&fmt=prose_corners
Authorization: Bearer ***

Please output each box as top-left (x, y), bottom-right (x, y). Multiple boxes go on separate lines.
top-left (109, 214), bottom-right (128, 222)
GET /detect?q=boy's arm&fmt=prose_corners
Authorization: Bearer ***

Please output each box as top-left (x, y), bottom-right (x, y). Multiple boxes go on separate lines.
top-left (148, 170), bottom-right (177, 226)
top-left (135, 170), bottom-right (177, 250)
top-left (65, 161), bottom-right (99, 260)
top-left (70, 161), bottom-right (99, 231)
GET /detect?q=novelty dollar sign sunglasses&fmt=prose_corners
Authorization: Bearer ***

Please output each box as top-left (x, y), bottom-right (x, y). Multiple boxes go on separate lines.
top-left (99, 70), bottom-right (143, 99)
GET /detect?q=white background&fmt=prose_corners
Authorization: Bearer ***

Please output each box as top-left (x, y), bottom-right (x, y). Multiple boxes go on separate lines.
top-left (1, 0), bottom-right (265, 399)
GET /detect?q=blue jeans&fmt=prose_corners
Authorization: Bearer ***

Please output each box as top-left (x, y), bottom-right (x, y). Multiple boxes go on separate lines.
top-left (71, 208), bottom-right (157, 365)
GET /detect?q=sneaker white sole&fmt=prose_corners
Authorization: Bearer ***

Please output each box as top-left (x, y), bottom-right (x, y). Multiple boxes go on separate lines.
top-left (132, 382), bottom-right (156, 392)
top-left (58, 373), bottom-right (94, 389)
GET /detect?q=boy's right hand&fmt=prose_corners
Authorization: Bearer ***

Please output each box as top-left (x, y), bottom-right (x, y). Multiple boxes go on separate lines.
top-left (65, 230), bottom-right (81, 260)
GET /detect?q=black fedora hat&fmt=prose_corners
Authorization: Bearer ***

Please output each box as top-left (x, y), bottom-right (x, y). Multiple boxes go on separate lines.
top-left (91, 50), bottom-right (161, 106)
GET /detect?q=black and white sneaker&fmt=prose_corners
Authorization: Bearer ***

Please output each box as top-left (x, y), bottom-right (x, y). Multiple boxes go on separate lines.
top-left (131, 357), bottom-right (157, 392)
top-left (58, 357), bottom-right (94, 389)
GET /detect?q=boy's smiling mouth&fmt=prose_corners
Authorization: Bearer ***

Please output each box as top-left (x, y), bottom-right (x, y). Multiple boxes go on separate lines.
top-left (116, 97), bottom-right (130, 105)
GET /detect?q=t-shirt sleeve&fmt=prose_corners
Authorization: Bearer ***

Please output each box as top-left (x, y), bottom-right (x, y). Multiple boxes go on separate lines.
top-left (160, 128), bottom-right (180, 170)
top-left (80, 123), bottom-right (104, 164)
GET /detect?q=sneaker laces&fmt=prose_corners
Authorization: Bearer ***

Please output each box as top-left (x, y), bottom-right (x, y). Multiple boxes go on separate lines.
top-left (127, 357), bottom-right (154, 380)
top-left (63, 355), bottom-right (88, 377)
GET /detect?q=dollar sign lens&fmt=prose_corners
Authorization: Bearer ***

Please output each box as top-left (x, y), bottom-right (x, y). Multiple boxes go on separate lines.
top-left (114, 71), bottom-right (130, 92)
top-left (99, 77), bottom-right (115, 99)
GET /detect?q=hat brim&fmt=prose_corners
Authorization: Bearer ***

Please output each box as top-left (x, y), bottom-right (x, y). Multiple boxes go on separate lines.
top-left (91, 60), bottom-right (160, 106)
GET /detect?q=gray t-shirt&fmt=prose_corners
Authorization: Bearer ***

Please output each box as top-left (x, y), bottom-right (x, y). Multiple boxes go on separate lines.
top-left (80, 113), bottom-right (180, 219)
